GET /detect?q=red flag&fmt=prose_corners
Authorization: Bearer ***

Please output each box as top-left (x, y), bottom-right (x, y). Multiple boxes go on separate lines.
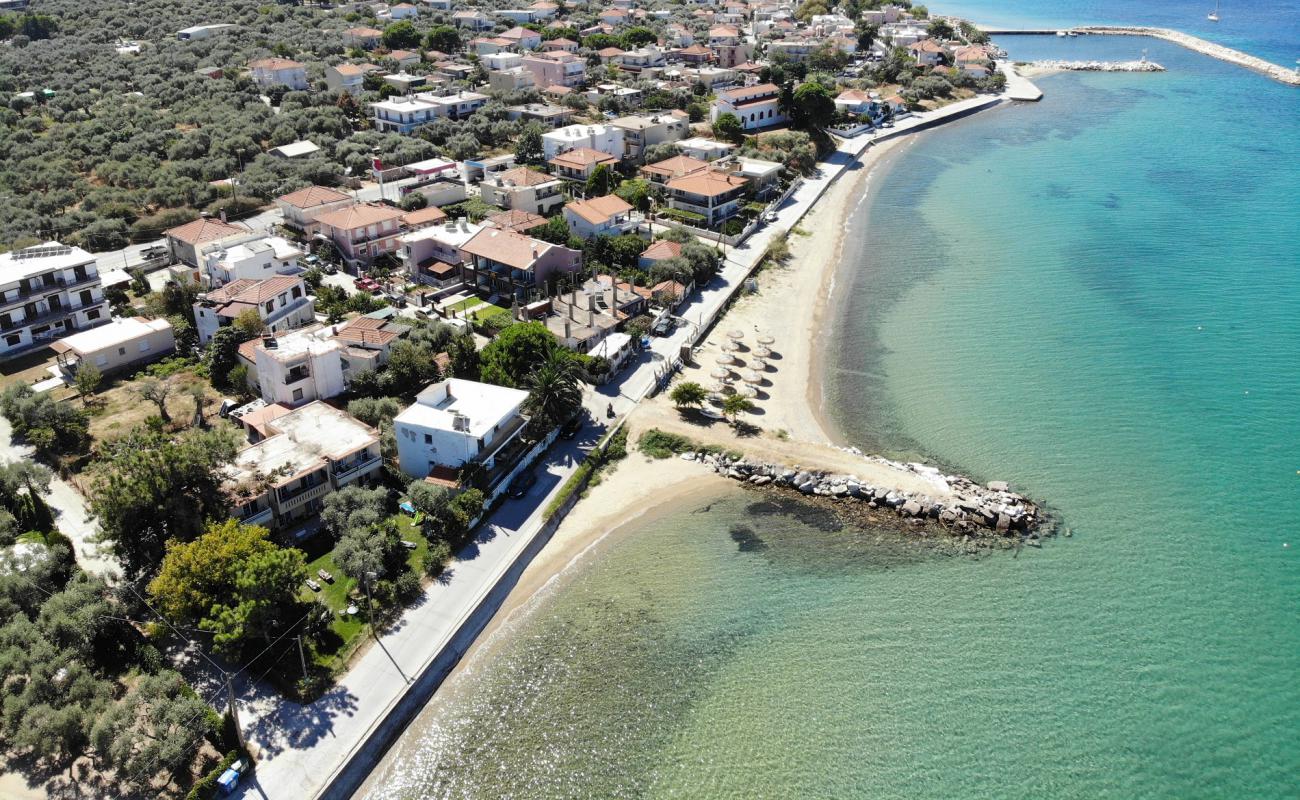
top-left (372, 157), bottom-right (383, 172)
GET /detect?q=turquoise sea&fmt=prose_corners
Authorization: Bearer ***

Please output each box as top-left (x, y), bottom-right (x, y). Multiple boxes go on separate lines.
top-left (360, 11), bottom-right (1300, 800)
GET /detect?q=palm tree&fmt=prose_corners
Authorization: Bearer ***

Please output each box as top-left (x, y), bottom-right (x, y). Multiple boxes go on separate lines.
top-left (524, 351), bottom-right (585, 433)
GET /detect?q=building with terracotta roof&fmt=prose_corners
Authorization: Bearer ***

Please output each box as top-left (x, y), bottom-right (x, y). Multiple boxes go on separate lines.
top-left (521, 52), bottom-right (587, 89)
top-left (400, 205), bottom-right (448, 231)
top-left (226, 401), bottom-right (382, 530)
top-left (249, 58), bottom-right (308, 90)
top-left (712, 82), bottom-right (787, 131)
top-left (165, 217), bottom-right (252, 267)
top-left (639, 154), bottom-right (710, 186)
top-left (484, 209), bottom-right (548, 233)
top-left (399, 218), bottom-right (485, 287)
top-left (908, 38), bottom-right (948, 66)
top-left (562, 195), bottom-right (641, 238)
top-left (499, 25), bottom-right (543, 50)
top-left (638, 239), bottom-right (683, 269)
top-left (547, 147), bottom-right (619, 183)
top-left (459, 227), bottom-right (580, 301)
top-left (314, 202), bottom-right (407, 269)
top-left (241, 316), bottom-right (409, 406)
top-left (192, 275), bottom-right (314, 344)
top-left (276, 185), bottom-right (355, 236)
top-left (479, 167), bottom-right (566, 217)
top-left (540, 37), bottom-right (578, 53)
top-left (342, 27), bottom-right (383, 48)
top-left (325, 63), bottom-right (372, 95)
top-left (665, 168), bottom-right (750, 226)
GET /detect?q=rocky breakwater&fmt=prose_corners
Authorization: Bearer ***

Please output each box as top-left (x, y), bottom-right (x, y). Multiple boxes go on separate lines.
top-left (679, 450), bottom-right (1048, 542)
top-left (1032, 59), bottom-right (1165, 73)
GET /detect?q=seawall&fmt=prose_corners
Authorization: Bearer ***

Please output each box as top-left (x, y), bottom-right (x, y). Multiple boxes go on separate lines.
top-left (982, 25), bottom-right (1300, 86)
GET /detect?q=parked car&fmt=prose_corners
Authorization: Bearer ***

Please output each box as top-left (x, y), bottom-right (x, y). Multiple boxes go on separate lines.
top-left (305, 579), bottom-right (321, 592)
top-left (651, 318), bottom-right (674, 337)
top-left (141, 245), bottom-right (167, 260)
top-left (317, 568), bottom-right (334, 583)
top-left (559, 416), bottom-right (582, 440)
top-left (507, 470), bottom-right (537, 499)
top-left (400, 539), bottom-right (418, 550)
top-left (762, 210), bottom-right (779, 223)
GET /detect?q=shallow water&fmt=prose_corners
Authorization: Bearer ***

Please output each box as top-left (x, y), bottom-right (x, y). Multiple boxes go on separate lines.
top-left (359, 23), bottom-right (1300, 800)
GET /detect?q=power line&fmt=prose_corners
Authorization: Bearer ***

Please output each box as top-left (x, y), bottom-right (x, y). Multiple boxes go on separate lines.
top-left (121, 581), bottom-right (227, 675)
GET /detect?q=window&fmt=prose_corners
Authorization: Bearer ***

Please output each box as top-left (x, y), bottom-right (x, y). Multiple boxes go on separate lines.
top-left (117, 347), bottom-right (126, 356)
top-left (424, 433), bottom-right (433, 444)
top-left (4, 334), bottom-right (20, 347)
top-left (291, 286), bottom-right (302, 299)
top-left (80, 289), bottom-right (93, 306)
top-left (264, 301), bottom-right (274, 313)
top-left (292, 388), bottom-right (304, 402)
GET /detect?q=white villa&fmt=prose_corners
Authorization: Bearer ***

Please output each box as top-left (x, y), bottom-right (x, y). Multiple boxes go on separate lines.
top-left (394, 378), bottom-right (530, 479)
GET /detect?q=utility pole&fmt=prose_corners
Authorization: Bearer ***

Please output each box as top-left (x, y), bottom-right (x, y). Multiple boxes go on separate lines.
top-left (295, 636), bottom-right (308, 683)
top-left (364, 571), bottom-right (377, 637)
top-left (224, 672), bottom-right (246, 750)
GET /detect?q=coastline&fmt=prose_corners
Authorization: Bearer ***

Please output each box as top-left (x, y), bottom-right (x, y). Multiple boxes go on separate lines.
top-left (438, 132), bottom-right (933, 687)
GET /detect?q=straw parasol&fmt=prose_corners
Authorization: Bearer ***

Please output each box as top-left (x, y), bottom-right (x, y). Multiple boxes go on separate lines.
top-left (742, 370), bottom-right (763, 384)
top-left (738, 384), bottom-right (758, 398)
top-left (755, 346), bottom-right (773, 359)
top-left (753, 358), bottom-right (769, 370)
top-left (723, 339), bottom-right (742, 352)
top-left (757, 334), bottom-right (775, 346)
top-left (727, 329), bottom-right (745, 340)
top-left (715, 353), bottom-right (735, 365)
top-left (710, 368), bottom-right (733, 381)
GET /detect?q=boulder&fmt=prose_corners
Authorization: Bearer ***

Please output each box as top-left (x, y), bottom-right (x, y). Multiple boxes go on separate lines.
top-left (901, 500), bottom-right (923, 517)
top-left (831, 484), bottom-right (849, 497)
top-left (679, 452), bottom-right (696, 461)
top-left (987, 480), bottom-right (1009, 492)
top-left (750, 475), bottom-right (772, 486)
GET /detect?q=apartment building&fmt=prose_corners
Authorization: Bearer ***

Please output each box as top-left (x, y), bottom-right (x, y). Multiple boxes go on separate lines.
top-left (711, 82), bottom-right (787, 131)
top-left (227, 402), bottom-right (382, 530)
top-left (459, 227), bottom-right (581, 302)
top-left (541, 123), bottom-right (624, 160)
top-left (665, 168), bottom-right (750, 226)
top-left (201, 235), bottom-right (303, 287)
top-left (547, 147), bottom-right (619, 183)
top-left (610, 112), bottom-right (690, 160)
top-left (400, 218), bottom-right (484, 287)
top-left (314, 202), bottom-right (406, 269)
top-left (0, 243), bottom-right (108, 361)
top-left (562, 195), bottom-right (641, 239)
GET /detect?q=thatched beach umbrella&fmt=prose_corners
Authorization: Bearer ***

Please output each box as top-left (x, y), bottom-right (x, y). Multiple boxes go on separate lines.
top-left (723, 339), bottom-right (742, 352)
top-left (742, 370), bottom-right (762, 384)
top-left (710, 368), bottom-right (733, 381)
top-left (757, 334), bottom-right (775, 346)
top-left (753, 358), bottom-right (769, 370)
top-left (715, 353), bottom-right (735, 365)
top-left (727, 329), bottom-right (745, 340)
top-left (755, 346), bottom-right (773, 359)
top-left (738, 384), bottom-right (759, 398)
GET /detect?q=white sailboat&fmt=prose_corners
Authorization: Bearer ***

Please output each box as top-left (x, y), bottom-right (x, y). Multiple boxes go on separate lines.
top-left (1208, 1), bottom-right (1220, 22)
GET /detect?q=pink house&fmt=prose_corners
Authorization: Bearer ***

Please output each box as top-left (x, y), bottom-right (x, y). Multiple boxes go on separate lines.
top-left (314, 203), bottom-right (407, 270)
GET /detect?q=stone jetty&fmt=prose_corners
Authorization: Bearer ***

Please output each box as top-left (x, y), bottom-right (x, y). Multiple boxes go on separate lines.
top-left (678, 450), bottom-right (1047, 538)
top-left (1031, 59), bottom-right (1165, 73)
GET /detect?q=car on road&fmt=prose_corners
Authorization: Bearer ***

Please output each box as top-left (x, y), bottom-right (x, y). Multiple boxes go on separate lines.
top-left (651, 318), bottom-right (675, 337)
top-left (762, 210), bottom-right (779, 223)
top-left (507, 470), bottom-right (537, 499)
top-left (141, 245), bottom-right (168, 259)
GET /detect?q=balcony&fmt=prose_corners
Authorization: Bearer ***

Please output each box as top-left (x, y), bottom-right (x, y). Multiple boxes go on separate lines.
top-left (241, 506), bottom-right (275, 527)
top-left (276, 480), bottom-right (331, 512)
top-left (283, 367), bottom-right (311, 385)
top-left (332, 455), bottom-right (382, 485)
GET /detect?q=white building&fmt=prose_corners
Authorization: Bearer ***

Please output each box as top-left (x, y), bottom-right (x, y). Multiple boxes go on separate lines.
top-left (394, 378), bottom-right (530, 479)
top-left (542, 123), bottom-right (625, 161)
top-left (242, 317), bottom-right (407, 406)
top-left (192, 275), bottom-right (315, 344)
top-left (712, 82), bottom-right (787, 131)
top-left (0, 243), bottom-right (108, 362)
top-left (227, 402), bottom-right (383, 530)
top-left (400, 219), bottom-right (484, 286)
top-left (50, 317), bottom-right (174, 376)
top-left (201, 235), bottom-right (303, 288)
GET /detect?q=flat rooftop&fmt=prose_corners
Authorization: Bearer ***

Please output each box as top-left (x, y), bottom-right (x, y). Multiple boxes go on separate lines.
top-left (395, 378), bottom-right (528, 438)
top-left (228, 402), bottom-right (377, 486)
top-left (0, 242), bottom-right (96, 284)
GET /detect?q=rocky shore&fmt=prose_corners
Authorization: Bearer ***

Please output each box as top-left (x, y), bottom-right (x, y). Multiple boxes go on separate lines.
top-left (679, 450), bottom-right (1049, 543)
top-left (1031, 59), bottom-right (1165, 72)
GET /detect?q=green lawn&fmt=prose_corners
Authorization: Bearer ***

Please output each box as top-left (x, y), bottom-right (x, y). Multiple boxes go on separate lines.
top-left (296, 514), bottom-right (428, 671)
top-left (472, 305), bottom-right (511, 323)
top-left (444, 295), bottom-right (483, 314)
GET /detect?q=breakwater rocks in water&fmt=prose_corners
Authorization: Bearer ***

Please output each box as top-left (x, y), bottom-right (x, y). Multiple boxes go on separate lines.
top-left (1031, 59), bottom-right (1165, 72)
top-left (1077, 26), bottom-right (1300, 86)
top-left (680, 450), bottom-right (1048, 542)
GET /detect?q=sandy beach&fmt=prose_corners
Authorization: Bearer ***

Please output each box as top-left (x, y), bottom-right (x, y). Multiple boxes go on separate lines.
top-left (447, 132), bottom-right (940, 674)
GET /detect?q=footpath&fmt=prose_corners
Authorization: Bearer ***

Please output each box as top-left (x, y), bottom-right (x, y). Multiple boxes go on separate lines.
top-left (233, 86), bottom-right (1025, 800)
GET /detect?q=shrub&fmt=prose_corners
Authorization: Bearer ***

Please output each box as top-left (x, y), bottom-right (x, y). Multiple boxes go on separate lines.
top-left (637, 429), bottom-right (696, 459)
